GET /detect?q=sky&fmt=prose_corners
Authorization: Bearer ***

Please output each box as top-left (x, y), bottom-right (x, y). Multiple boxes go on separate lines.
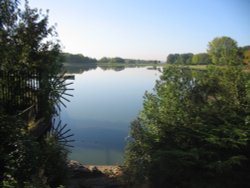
top-left (28, 0), bottom-right (250, 61)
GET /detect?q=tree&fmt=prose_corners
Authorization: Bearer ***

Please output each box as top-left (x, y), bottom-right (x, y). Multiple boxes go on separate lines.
top-left (192, 53), bottom-right (212, 65)
top-left (207, 36), bottom-right (241, 65)
top-left (1, 0), bottom-right (62, 73)
top-left (62, 53), bottom-right (97, 64)
top-left (166, 53), bottom-right (193, 64)
top-left (0, 0), bottom-right (65, 128)
top-left (111, 57), bottom-right (125, 64)
top-left (0, 0), bottom-right (18, 68)
top-left (180, 53), bottom-right (193, 64)
top-left (99, 57), bottom-right (110, 63)
top-left (166, 54), bottom-right (178, 64)
top-left (124, 65), bottom-right (250, 187)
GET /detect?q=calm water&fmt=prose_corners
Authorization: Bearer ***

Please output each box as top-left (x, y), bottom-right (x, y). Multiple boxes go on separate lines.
top-left (60, 66), bottom-right (161, 165)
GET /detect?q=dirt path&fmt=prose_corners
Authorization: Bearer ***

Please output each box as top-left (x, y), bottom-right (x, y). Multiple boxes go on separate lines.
top-left (67, 160), bottom-right (124, 188)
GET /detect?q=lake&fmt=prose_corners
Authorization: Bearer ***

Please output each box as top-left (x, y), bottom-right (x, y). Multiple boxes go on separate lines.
top-left (60, 66), bottom-right (161, 165)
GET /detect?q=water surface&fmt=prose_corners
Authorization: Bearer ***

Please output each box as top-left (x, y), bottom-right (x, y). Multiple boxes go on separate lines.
top-left (61, 66), bottom-right (161, 165)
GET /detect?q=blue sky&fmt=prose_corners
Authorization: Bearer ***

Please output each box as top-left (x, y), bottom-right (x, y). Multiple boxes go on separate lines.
top-left (28, 0), bottom-right (250, 61)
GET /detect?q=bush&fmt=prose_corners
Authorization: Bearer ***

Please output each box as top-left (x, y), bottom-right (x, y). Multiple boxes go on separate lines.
top-left (40, 135), bottom-right (69, 187)
top-left (0, 114), bottom-right (69, 187)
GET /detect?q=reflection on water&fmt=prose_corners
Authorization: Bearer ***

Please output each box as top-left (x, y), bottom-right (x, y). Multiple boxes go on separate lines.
top-left (63, 64), bottom-right (97, 74)
top-left (61, 66), bottom-right (161, 165)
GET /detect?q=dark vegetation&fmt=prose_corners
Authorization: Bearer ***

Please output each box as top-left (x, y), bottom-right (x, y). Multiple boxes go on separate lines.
top-left (123, 37), bottom-right (250, 188)
top-left (1, 0), bottom-right (71, 187)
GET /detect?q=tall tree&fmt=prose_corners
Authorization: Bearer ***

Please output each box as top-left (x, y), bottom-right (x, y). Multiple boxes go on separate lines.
top-left (0, 0), bottom-right (61, 72)
top-left (0, 0), bottom-right (18, 67)
top-left (207, 36), bottom-right (241, 65)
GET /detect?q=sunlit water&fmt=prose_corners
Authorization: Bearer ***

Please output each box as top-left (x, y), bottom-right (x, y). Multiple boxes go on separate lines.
top-left (60, 66), bottom-right (161, 165)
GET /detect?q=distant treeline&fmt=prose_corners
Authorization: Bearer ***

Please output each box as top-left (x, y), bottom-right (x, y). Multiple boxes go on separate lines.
top-left (98, 57), bottom-right (160, 64)
top-left (166, 45), bottom-right (250, 65)
top-left (61, 53), bottom-right (160, 65)
top-left (62, 53), bottom-right (98, 65)
top-left (62, 44), bottom-right (250, 67)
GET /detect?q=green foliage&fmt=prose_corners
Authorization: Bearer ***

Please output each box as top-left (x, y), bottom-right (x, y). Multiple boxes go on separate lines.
top-left (0, 114), bottom-right (38, 184)
top-left (0, 0), bottom-right (62, 73)
top-left (124, 65), bottom-right (250, 187)
top-left (62, 54), bottom-right (160, 73)
top-left (166, 37), bottom-right (249, 66)
top-left (61, 53), bottom-right (97, 73)
top-left (239, 46), bottom-right (250, 65)
top-left (62, 53), bottom-right (97, 65)
top-left (1, 1), bottom-right (70, 187)
top-left (2, 175), bottom-right (18, 188)
top-left (98, 56), bottom-right (160, 64)
top-left (0, 0), bottom-right (64, 127)
top-left (166, 53), bottom-right (193, 64)
top-left (40, 135), bottom-right (69, 187)
top-left (109, 57), bottom-right (125, 64)
top-left (207, 36), bottom-right (241, 65)
top-left (192, 53), bottom-right (212, 65)
top-left (0, 114), bottom-right (69, 187)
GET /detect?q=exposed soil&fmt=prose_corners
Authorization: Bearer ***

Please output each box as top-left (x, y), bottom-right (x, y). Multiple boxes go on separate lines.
top-left (67, 160), bottom-right (125, 188)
